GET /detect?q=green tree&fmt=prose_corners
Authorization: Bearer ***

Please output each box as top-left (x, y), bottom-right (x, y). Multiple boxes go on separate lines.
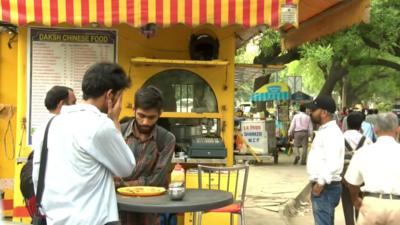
top-left (253, 0), bottom-right (400, 108)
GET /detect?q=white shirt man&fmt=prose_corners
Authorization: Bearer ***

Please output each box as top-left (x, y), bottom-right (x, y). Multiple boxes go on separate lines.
top-left (32, 104), bottom-right (135, 225)
top-left (346, 136), bottom-right (400, 193)
top-left (307, 120), bottom-right (345, 184)
top-left (345, 113), bottom-right (400, 225)
top-left (32, 62), bottom-right (136, 225)
top-left (305, 95), bottom-right (345, 225)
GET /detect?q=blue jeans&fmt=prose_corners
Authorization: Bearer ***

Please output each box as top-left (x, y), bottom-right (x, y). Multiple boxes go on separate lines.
top-left (311, 183), bottom-right (342, 225)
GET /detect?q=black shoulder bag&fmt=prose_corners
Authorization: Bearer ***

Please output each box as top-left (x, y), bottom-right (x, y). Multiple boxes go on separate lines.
top-left (32, 117), bottom-right (55, 225)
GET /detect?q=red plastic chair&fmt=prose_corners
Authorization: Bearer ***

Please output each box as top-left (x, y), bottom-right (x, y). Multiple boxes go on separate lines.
top-left (194, 164), bottom-right (249, 225)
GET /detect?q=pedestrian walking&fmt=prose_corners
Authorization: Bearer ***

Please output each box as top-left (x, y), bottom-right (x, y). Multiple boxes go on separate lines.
top-left (288, 104), bottom-right (313, 165)
top-left (341, 112), bottom-right (372, 225)
top-left (345, 113), bottom-right (400, 225)
top-left (305, 95), bottom-right (345, 225)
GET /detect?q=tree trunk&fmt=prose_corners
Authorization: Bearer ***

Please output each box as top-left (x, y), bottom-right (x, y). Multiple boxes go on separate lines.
top-left (318, 59), bottom-right (348, 97)
top-left (253, 75), bottom-right (271, 112)
top-left (341, 76), bottom-right (348, 108)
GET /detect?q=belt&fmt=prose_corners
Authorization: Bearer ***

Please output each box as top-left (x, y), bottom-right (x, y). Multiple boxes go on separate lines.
top-left (311, 181), bottom-right (341, 186)
top-left (364, 192), bottom-right (400, 200)
top-left (294, 130), bottom-right (308, 133)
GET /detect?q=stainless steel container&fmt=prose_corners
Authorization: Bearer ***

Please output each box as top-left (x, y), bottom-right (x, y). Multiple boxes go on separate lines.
top-left (168, 184), bottom-right (185, 201)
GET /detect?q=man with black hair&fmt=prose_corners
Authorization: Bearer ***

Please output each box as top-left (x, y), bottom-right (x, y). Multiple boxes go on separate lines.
top-left (305, 95), bottom-right (345, 225)
top-left (44, 85), bottom-right (76, 114)
top-left (23, 86), bottom-right (75, 218)
top-left (117, 85), bottom-right (176, 225)
top-left (32, 62), bottom-right (136, 225)
top-left (341, 112), bottom-right (372, 225)
top-left (288, 104), bottom-right (313, 165)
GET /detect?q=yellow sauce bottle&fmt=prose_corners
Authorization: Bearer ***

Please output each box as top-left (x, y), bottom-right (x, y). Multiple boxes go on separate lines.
top-left (170, 163), bottom-right (185, 186)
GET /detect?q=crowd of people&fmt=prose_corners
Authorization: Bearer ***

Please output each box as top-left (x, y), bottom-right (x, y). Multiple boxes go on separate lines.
top-left (288, 95), bottom-right (400, 225)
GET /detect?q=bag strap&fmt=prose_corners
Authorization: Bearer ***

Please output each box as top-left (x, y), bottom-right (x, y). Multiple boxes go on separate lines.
top-left (35, 117), bottom-right (56, 213)
top-left (355, 136), bottom-right (366, 150)
top-left (344, 139), bottom-right (353, 151)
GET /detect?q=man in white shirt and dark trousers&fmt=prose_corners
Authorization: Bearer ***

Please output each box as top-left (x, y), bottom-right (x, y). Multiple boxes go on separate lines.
top-left (32, 62), bottom-right (136, 225)
top-left (342, 112), bottom-right (372, 225)
top-left (345, 113), bottom-right (400, 225)
top-left (305, 96), bottom-right (345, 225)
top-left (288, 104), bottom-right (313, 165)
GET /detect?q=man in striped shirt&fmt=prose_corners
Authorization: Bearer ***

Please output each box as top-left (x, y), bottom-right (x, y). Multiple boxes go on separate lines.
top-left (117, 86), bottom-right (176, 225)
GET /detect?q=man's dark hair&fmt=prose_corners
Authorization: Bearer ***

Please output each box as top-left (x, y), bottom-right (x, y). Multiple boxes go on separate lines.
top-left (82, 62), bottom-right (131, 100)
top-left (45, 86), bottom-right (72, 111)
top-left (347, 112), bottom-right (364, 130)
top-left (299, 104), bottom-right (306, 112)
top-left (134, 86), bottom-right (164, 111)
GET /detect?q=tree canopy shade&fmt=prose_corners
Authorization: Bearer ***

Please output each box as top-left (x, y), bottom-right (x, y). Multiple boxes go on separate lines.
top-left (252, 0), bottom-right (400, 108)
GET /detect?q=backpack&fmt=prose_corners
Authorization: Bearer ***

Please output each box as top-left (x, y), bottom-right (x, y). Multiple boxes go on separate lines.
top-left (342, 136), bottom-right (366, 177)
top-left (344, 136), bottom-right (366, 159)
top-left (20, 151), bottom-right (35, 199)
top-left (20, 151), bottom-right (37, 217)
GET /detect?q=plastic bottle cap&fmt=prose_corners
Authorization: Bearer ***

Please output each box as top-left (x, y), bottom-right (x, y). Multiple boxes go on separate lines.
top-left (174, 163), bottom-right (183, 170)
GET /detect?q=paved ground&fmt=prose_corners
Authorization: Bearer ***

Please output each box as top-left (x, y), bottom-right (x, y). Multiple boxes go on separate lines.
top-left (242, 153), bottom-right (309, 225)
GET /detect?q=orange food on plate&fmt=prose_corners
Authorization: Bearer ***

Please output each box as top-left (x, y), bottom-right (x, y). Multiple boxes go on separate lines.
top-left (117, 186), bottom-right (166, 197)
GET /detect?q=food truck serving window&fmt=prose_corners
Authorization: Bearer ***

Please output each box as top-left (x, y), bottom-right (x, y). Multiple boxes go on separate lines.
top-left (143, 69), bottom-right (218, 113)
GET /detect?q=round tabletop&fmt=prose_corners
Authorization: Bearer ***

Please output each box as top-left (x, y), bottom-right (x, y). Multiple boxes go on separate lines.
top-left (117, 189), bottom-right (233, 213)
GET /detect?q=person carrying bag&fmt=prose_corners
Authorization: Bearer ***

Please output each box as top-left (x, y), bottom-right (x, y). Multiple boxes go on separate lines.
top-left (32, 117), bottom-right (55, 225)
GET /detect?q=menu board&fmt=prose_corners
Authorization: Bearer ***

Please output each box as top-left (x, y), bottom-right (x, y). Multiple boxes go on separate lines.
top-left (27, 27), bottom-right (117, 144)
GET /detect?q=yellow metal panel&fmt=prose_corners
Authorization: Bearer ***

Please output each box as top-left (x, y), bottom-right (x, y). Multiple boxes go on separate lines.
top-left (130, 57), bottom-right (229, 66)
top-left (184, 172), bottom-right (238, 225)
top-left (0, 33), bottom-right (18, 218)
top-left (12, 27), bottom-right (30, 223)
top-left (161, 112), bottom-right (222, 119)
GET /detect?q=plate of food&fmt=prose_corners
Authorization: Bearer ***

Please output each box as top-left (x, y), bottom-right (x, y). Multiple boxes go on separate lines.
top-left (117, 186), bottom-right (167, 197)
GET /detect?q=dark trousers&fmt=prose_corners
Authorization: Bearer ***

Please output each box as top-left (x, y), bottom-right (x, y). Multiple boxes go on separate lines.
top-left (311, 183), bottom-right (342, 225)
top-left (341, 183), bottom-right (359, 225)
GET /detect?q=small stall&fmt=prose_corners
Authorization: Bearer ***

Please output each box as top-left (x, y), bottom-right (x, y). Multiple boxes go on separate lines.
top-left (235, 82), bottom-right (291, 163)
